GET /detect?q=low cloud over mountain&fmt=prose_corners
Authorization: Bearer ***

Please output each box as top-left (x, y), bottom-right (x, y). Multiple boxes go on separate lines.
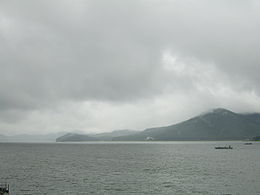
top-left (1, 1), bottom-right (260, 135)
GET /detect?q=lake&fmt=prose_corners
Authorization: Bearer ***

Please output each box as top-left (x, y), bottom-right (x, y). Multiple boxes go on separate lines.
top-left (0, 141), bottom-right (259, 194)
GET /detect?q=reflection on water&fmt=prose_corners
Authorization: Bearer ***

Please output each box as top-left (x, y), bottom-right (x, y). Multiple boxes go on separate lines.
top-left (0, 141), bottom-right (259, 195)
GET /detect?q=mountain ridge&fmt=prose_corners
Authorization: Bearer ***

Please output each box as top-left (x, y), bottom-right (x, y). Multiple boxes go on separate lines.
top-left (113, 108), bottom-right (260, 141)
top-left (56, 129), bottom-right (137, 142)
top-left (55, 108), bottom-right (260, 142)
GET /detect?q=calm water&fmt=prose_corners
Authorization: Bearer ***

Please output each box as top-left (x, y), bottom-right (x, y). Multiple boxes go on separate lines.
top-left (0, 141), bottom-right (259, 195)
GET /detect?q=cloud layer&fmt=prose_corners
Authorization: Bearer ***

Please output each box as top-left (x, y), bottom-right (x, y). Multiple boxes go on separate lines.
top-left (1, 0), bottom-right (260, 134)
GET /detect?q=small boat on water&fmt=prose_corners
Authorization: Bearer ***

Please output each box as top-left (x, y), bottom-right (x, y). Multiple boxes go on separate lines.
top-left (0, 184), bottom-right (9, 195)
top-left (215, 145), bottom-right (233, 149)
top-left (244, 142), bottom-right (253, 145)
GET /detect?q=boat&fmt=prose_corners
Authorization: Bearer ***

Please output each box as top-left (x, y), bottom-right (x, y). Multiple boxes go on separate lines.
top-left (215, 145), bottom-right (233, 149)
top-left (0, 184), bottom-right (9, 195)
top-left (244, 142), bottom-right (253, 145)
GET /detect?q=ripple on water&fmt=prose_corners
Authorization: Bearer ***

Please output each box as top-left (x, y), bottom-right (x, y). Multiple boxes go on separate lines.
top-left (0, 142), bottom-right (259, 194)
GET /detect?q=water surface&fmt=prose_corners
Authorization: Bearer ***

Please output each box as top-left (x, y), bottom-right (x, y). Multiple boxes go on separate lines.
top-left (0, 141), bottom-right (259, 194)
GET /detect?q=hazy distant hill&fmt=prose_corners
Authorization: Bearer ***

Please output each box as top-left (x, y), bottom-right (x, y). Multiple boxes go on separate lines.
top-left (56, 130), bottom-right (137, 142)
top-left (56, 133), bottom-right (99, 142)
top-left (113, 108), bottom-right (260, 141)
top-left (0, 134), bottom-right (7, 142)
top-left (242, 113), bottom-right (260, 125)
top-left (0, 132), bottom-right (66, 142)
top-left (91, 129), bottom-right (138, 141)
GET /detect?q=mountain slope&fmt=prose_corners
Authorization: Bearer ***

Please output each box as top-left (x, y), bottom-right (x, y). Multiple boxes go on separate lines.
top-left (242, 113), bottom-right (260, 125)
top-left (114, 108), bottom-right (260, 141)
top-left (56, 130), bottom-right (137, 142)
top-left (91, 129), bottom-right (138, 141)
top-left (56, 133), bottom-right (99, 142)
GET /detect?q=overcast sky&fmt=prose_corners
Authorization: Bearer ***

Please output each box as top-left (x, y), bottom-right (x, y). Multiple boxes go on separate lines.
top-left (1, 0), bottom-right (260, 135)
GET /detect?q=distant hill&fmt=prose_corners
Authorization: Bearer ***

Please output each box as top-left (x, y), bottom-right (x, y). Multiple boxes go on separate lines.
top-left (113, 108), bottom-right (260, 141)
top-left (91, 129), bottom-right (138, 141)
top-left (0, 134), bottom-right (7, 142)
top-left (0, 132), bottom-right (66, 142)
top-left (56, 133), bottom-right (99, 142)
top-left (56, 130), bottom-right (137, 142)
top-left (251, 136), bottom-right (260, 141)
top-left (242, 113), bottom-right (260, 125)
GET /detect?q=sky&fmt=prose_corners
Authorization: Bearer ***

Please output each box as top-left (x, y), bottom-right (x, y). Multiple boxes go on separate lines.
top-left (1, 0), bottom-right (260, 135)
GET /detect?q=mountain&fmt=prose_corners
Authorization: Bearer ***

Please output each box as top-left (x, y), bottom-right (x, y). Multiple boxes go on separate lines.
top-left (56, 130), bottom-right (137, 142)
top-left (56, 133), bottom-right (99, 142)
top-left (91, 129), bottom-right (138, 140)
top-left (113, 108), bottom-right (260, 141)
top-left (242, 113), bottom-right (260, 125)
top-left (251, 136), bottom-right (260, 141)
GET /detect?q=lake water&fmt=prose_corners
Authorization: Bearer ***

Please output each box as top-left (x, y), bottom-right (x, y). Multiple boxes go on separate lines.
top-left (0, 141), bottom-right (259, 195)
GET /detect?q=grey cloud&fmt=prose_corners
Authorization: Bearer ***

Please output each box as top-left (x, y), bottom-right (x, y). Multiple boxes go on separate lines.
top-left (0, 0), bottom-right (260, 130)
